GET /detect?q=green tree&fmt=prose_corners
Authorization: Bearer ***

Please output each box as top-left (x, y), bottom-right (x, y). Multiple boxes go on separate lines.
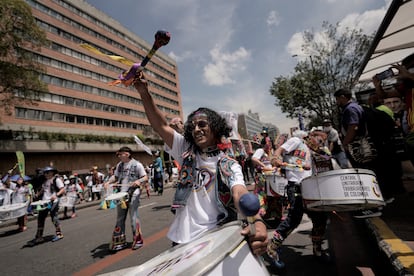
top-left (0, 0), bottom-right (49, 117)
top-left (269, 22), bottom-right (373, 128)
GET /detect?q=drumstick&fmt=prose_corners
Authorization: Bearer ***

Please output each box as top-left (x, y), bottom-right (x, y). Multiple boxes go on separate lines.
top-left (108, 30), bottom-right (171, 87)
top-left (282, 163), bottom-right (309, 171)
top-left (239, 193), bottom-right (260, 236)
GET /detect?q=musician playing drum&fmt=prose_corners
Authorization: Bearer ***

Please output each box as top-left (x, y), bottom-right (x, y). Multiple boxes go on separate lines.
top-left (134, 72), bottom-right (268, 257)
top-left (27, 166), bottom-right (65, 246)
top-left (252, 132), bottom-right (284, 225)
top-left (104, 146), bottom-right (148, 251)
top-left (266, 130), bottom-right (331, 268)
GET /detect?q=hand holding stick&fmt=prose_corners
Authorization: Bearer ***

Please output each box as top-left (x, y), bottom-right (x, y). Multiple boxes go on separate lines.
top-left (109, 30), bottom-right (171, 87)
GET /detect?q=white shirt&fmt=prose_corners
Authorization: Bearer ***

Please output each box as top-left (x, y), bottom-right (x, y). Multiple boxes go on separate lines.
top-left (42, 176), bottom-right (64, 201)
top-left (114, 159), bottom-right (146, 193)
top-left (252, 148), bottom-right (272, 169)
top-left (167, 132), bottom-right (244, 244)
top-left (281, 137), bottom-right (312, 183)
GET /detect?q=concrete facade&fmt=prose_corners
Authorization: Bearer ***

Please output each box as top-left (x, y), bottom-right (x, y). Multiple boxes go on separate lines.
top-left (0, 0), bottom-right (181, 175)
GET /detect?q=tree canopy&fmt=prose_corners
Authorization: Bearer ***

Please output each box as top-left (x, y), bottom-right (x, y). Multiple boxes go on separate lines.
top-left (269, 22), bottom-right (373, 129)
top-left (0, 0), bottom-right (49, 117)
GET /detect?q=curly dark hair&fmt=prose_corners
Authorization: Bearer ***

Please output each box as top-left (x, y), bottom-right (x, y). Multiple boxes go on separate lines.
top-left (183, 107), bottom-right (232, 152)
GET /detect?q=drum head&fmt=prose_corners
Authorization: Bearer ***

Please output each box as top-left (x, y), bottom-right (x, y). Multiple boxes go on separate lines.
top-left (105, 192), bottom-right (128, 201)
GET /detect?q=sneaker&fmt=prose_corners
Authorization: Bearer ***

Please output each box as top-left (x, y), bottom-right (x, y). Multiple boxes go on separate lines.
top-left (313, 244), bottom-right (332, 263)
top-left (110, 243), bottom-right (128, 251)
top-left (132, 240), bottom-right (144, 250)
top-left (71, 213), bottom-right (77, 218)
top-left (353, 209), bottom-right (382, 219)
top-left (52, 234), bottom-right (64, 242)
top-left (385, 197), bottom-right (395, 204)
top-left (262, 253), bottom-right (285, 269)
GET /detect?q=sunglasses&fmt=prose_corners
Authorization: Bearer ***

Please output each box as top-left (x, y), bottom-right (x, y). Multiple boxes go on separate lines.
top-left (188, 120), bottom-right (209, 130)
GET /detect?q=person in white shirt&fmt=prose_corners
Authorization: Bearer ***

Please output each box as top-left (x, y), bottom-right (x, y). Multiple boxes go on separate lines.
top-left (133, 72), bottom-right (268, 256)
top-left (28, 166), bottom-right (65, 246)
top-left (267, 130), bottom-right (330, 267)
top-left (104, 147), bottom-right (148, 251)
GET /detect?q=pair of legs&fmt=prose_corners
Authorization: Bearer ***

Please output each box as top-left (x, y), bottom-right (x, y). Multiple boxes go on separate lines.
top-left (110, 191), bottom-right (143, 251)
top-left (268, 182), bottom-right (328, 260)
top-left (153, 176), bottom-right (163, 195)
top-left (30, 201), bottom-right (63, 244)
top-left (63, 206), bottom-right (76, 218)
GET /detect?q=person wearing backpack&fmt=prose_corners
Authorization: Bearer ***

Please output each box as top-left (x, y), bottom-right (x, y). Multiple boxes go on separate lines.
top-left (27, 166), bottom-right (65, 246)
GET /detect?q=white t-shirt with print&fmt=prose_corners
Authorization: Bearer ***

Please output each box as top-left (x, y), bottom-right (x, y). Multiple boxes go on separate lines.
top-left (167, 132), bottom-right (245, 244)
top-left (252, 148), bottom-right (272, 169)
top-left (281, 137), bottom-right (312, 183)
top-left (42, 177), bottom-right (65, 201)
top-left (114, 159), bottom-right (146, 193)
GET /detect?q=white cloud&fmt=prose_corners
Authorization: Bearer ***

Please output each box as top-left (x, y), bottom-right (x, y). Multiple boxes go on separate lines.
top-left (168, 51), bottom-right (193, 63)
top-left (286, 4), bottom-right (386, 57)
top-left (286, 32), bottom-right (305, 57)
top-left (338, 9), bottom-right (386, 35)
top-left (203, 45), bottom-right (251, 86)
top-left (267, 10), bottom-right (281, 28)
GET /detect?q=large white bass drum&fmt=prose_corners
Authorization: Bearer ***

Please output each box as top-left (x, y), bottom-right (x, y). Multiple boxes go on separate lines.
top-left (98, 221), bottom-right (269, 276)
top-left (301, 168), bottom-right (385, 212)
top-left (0, 202), bottom-right (28, 221)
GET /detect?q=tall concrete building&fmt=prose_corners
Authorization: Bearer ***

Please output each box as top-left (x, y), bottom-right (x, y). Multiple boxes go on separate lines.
top-left (0, 0), bottom-right (181, 174)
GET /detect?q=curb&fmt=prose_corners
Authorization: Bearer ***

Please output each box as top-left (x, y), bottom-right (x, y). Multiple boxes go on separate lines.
top-left (366, 217), bottom-right (414, 275)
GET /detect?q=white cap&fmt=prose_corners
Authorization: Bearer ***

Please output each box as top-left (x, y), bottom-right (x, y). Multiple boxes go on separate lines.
top-left (292, 130), bottom-right (308, 139)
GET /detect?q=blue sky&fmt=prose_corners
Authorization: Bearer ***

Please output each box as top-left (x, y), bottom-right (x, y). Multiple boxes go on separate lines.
top-left (84, 0), bottom-right (390, 133)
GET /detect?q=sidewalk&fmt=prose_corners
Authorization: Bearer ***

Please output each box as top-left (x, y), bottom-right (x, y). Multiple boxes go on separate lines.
top-left (365, 161), bottom-right (414, 275)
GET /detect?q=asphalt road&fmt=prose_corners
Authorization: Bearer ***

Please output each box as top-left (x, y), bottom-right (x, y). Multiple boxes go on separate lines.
top-left (0, 188), bottom-right (396, 276)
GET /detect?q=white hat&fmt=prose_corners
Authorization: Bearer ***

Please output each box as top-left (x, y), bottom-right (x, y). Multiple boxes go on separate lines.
top-left (292, 130), bottom-right (308, 139)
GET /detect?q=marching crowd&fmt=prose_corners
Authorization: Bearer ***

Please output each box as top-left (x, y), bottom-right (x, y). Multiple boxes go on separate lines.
top-left (0, 52), bottom-right (413, 273)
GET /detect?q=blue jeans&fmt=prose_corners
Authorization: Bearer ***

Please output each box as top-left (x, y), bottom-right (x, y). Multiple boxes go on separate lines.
top-left (333, 151), bottom-right (351, 169)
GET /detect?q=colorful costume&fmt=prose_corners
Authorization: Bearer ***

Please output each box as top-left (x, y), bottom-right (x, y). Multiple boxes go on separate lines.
top-left (110, 158), bottom-right (146, 251)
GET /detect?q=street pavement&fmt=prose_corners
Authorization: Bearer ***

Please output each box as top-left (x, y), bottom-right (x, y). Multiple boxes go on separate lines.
top-left (1, 171), bottom-right (414, 275)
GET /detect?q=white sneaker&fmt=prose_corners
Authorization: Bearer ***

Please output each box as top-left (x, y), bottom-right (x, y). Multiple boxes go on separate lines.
top-left (385, 197), bottom-right (395, 204)
top-left (353, 210), bottom-right (382, 219)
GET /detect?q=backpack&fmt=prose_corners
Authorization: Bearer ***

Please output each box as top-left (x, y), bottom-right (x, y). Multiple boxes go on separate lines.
top-left (362, 105), bottom-right (395, 151)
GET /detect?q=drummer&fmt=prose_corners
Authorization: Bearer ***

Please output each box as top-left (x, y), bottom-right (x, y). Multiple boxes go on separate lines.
top-left (13, 176), bottom-right (29, 232)
top-left (252, 131), bottom-right (284, 222)
top-left (62, 175), bottom-right (82, 219)
top-left (266, 129), bottom-right (331, 268)
top-left (134, 72), bottom-right (268, 256)
top-left (103, 146), bottom-right (148, 251)
top-left (27, 166), bottom-right (65, 246)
